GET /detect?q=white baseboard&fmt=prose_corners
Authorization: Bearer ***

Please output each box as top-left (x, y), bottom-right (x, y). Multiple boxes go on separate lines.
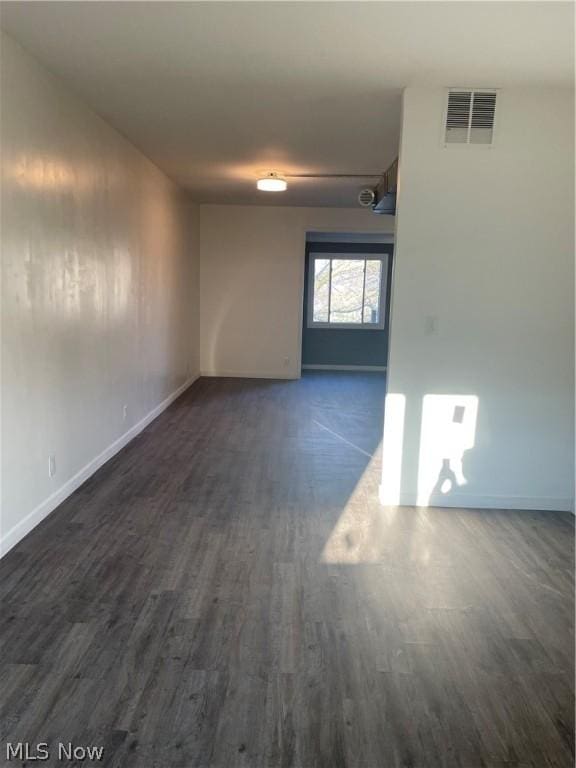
top-left (200, 366), bottom-right (386, 378)
top-left (302, 364), bottom-right (386, 372)
top-left (379, 486), bottom-right (573, 513)
top-left (200, 370), bottom-right (298, 380)
top-left (0, 375), bottom-right (199, 558)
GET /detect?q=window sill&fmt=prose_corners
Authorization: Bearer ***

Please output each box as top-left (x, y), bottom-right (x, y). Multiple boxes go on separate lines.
top-left (307, 323), bottom-right (385, 331)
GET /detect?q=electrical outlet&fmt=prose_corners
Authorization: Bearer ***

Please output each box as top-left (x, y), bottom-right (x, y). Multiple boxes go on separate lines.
top-left (122, 405), bottom-right (128, 422)
top-left (48, 455), bottom-right (56, 478)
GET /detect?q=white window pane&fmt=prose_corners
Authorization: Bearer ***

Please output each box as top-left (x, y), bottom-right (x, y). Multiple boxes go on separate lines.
top-left (363, 260), bottom-right (382, 323)
top-left (313, 259), bottom-right (330, 322)
top-left (329, 259), bottom-right (364, 324)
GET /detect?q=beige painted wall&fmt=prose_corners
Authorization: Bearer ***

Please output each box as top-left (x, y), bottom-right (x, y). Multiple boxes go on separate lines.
top-left (199, 205), bottom-right (395, 378)
top-left (381, 86), bottom-right (574, 512)
top-left (1, 34), bottom-right (200, 554)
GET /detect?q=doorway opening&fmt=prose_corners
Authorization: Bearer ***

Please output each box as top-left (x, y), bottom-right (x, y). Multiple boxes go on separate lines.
top-left (301, 232), bottom-right (394, 373)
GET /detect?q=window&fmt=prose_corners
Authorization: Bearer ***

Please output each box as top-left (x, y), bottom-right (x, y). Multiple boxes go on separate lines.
top-left (308, 253), bottom-right (387, 329)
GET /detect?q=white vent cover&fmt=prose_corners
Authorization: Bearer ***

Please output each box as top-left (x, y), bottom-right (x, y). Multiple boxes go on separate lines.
top-left (445, 89), bottom-right (497, 145)
top-left (358, 188), bottom-right (375, 207)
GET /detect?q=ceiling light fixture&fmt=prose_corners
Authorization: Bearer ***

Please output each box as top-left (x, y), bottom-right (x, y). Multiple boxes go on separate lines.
top-left (256, 170), bottom-right (383, 192)
top-left (257, 172), bottom-right (287, 192)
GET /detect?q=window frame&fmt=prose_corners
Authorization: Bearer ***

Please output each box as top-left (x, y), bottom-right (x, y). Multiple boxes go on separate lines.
top-left (307, 252), bottom-right (387, 330)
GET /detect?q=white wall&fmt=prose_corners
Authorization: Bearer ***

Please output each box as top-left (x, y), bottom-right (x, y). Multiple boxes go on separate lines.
top-left (199, 205), bottom-right (395, 378)
top-left (0, 34), bottom-right (200, 554)
top-left (381, 86), bottom-right (574, 512)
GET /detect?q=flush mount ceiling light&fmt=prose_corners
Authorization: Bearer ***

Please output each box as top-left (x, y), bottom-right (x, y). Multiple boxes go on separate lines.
top-left (256, 172), bottom-right (287, 192)
top-left (256, 169), bottom-right (384, 193)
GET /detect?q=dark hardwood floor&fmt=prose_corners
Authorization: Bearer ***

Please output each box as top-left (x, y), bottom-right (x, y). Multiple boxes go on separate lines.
top-left (0, 373), bottom-right (574, 768)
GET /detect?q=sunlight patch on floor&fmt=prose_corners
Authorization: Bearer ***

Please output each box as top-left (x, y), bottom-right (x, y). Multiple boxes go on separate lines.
top-left (320, 449), bottom-right (390, 564)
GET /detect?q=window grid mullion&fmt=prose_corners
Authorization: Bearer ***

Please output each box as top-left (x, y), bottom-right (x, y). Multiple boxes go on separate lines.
top-left (327, 258), bottom-right (333, 323)
top-left (360, 259), bottom-right (367, 325)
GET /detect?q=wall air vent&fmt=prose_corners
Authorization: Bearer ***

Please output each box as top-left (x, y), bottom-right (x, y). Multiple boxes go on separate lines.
top-left (358, 188), bottom-right (375, 207)
top-left (445, 89), bottom-right (497, 146)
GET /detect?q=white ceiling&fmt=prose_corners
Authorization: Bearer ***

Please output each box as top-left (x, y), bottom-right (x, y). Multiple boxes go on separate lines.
top-left (1, 2), bottom-right (573, 207)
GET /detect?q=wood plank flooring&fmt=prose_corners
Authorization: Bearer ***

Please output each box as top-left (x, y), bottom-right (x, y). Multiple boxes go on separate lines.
top-left (0, 373), bottom-right (574, 767)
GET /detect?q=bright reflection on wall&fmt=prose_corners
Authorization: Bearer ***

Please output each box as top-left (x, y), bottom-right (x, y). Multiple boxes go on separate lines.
top-left (379, 393), bottom-right (406, 505)
top-left (7, 156), bottom-right (99, 193)
top-left (417, 394), bottom-right (478, 507)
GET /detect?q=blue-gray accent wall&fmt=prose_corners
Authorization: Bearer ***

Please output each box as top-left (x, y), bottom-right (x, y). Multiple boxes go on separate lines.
top-left (301, 241), bottom-right (393, 368)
